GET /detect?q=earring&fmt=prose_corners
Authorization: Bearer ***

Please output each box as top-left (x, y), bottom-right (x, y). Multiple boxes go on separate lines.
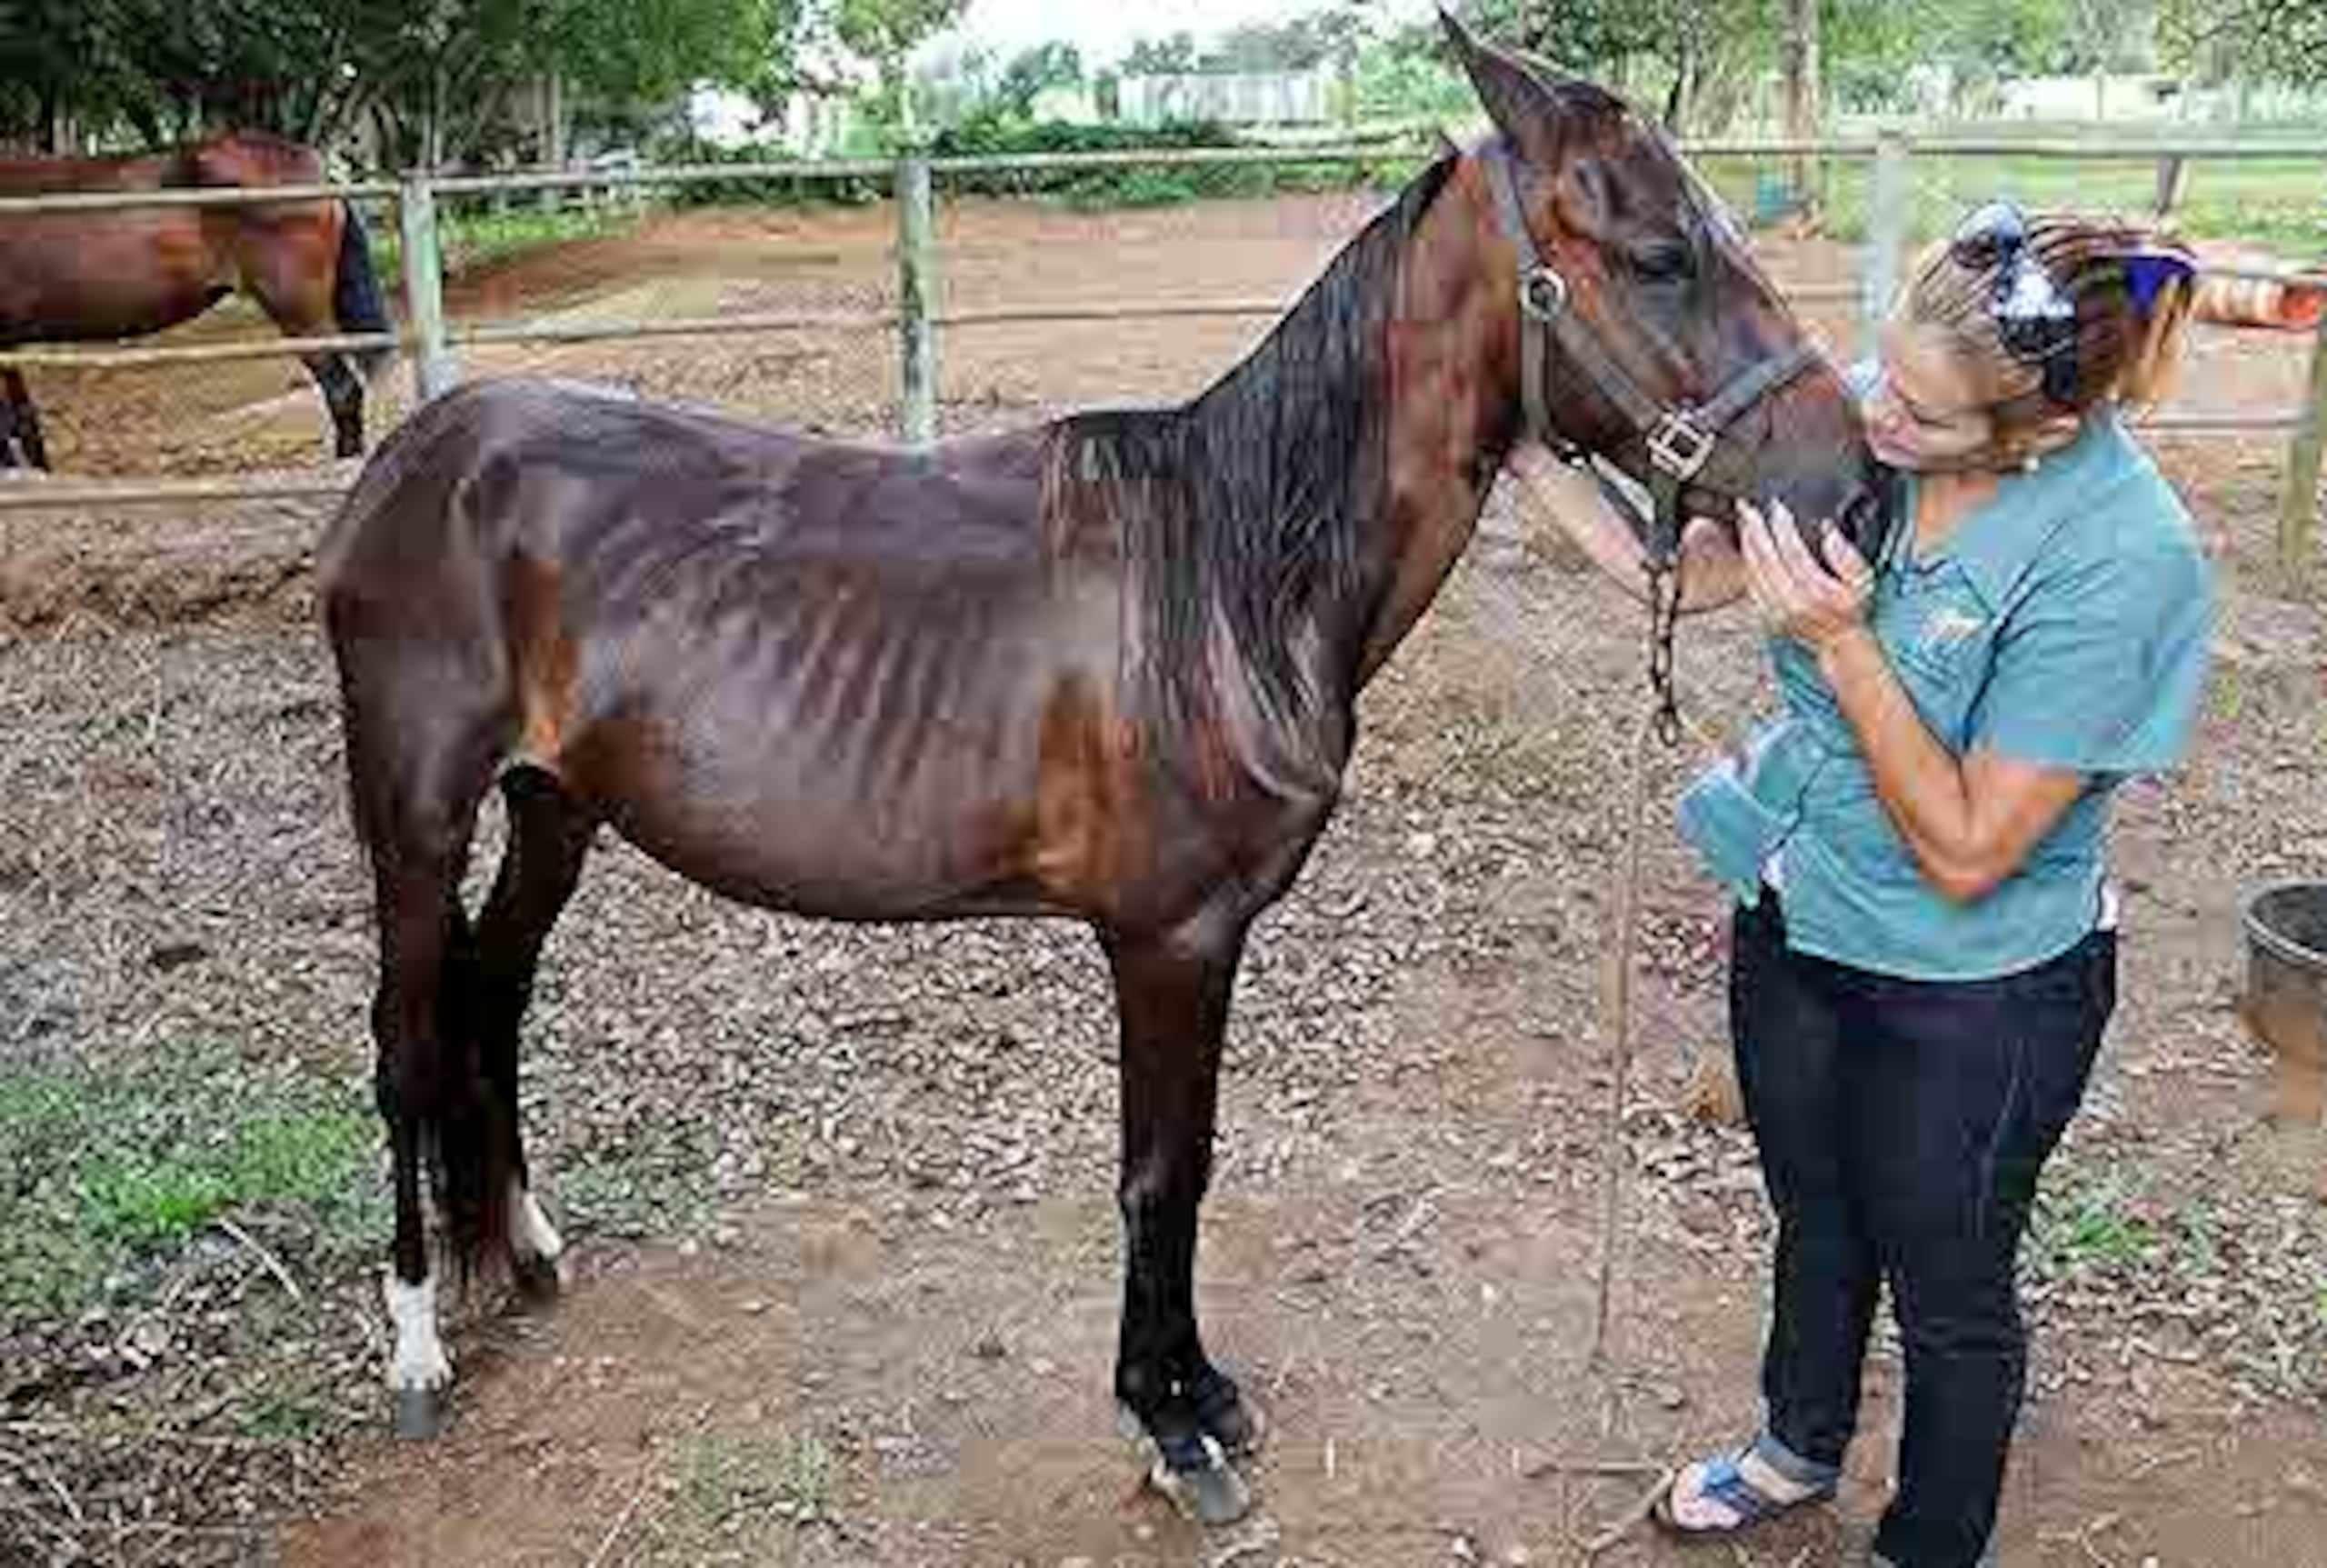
top-left (2022, 453), bottom-right (2042, 474)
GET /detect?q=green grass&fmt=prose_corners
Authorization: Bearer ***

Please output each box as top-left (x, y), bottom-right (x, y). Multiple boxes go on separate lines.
top-left (1695, 149), bottom-right (2323, 254)
top-left (0, 1043), bottom-right (382, 1322)
top-left (2029, 1169), bottom-right (2165, 1283)
top-left (638, 1432), bottom-right (842, 1563)
top-left (366, 203), bottom-right (644, 288)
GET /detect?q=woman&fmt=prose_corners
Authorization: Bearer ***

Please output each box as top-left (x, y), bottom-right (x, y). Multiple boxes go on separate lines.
top-left (1512, 203), bottom-right (2215, 1568)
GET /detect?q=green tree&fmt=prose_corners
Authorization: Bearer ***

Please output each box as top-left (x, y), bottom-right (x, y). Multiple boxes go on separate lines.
top-left (2161, 0), bottom-right (2326, 87)
top-left (995, 41), bottom-right (1083, 116)
top-left (830, 0), bottom-right (968, 130)
top-left (1124, 34), bottom-right (1200, 77)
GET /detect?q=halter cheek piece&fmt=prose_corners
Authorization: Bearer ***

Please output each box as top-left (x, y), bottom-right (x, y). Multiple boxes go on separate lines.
top-left (1482, 139), bottom-right (1821, 741)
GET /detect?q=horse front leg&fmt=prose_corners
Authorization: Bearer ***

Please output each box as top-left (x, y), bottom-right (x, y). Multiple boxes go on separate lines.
top-left (1102, 914), bottom-right (1260, 1525)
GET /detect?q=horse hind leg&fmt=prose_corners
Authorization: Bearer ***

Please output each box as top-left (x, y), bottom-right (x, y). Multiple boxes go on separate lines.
top-left (2, 370), bottom-right (47, 470)
top-left (461, 764), bottom-right (595, 1303)
top-left (343, 676), bottom-right (515, 1438)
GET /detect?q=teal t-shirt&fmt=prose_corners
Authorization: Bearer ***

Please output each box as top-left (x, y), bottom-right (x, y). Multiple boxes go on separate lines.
top-left (1677, 406), bottom-right (2216, 981)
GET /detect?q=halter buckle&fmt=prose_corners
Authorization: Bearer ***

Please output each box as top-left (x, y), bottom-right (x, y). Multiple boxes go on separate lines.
top-left (1519, 265), bottom-right (1569, 323)
top-left (1645, 410), bottom-right (1713, 481)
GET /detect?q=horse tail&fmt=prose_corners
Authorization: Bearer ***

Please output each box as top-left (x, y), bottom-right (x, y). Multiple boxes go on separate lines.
top-left (334, 202), bottom-right (395, 381)
top-left (429, 925), bottom-right (519, 1281)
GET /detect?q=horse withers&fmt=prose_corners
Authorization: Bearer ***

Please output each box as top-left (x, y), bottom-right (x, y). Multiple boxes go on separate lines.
top-left (0, 130), bottom-right (393, 470)
top-left (318, 12), bottom-right (1888, 1525)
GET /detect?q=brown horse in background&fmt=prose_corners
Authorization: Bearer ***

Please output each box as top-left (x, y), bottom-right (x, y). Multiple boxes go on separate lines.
top-left (0, 129), bottom-right (393, 469)
top-left (320, 13), bottom-right (1891, 1525)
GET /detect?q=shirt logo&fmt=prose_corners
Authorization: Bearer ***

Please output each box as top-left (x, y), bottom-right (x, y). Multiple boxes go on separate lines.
top-left (1920, 605), bottom-right (1987, 653)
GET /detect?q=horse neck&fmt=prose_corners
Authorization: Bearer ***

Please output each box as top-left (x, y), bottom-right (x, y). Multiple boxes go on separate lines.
top-left (1346, 169), bottom-right (1519, 691)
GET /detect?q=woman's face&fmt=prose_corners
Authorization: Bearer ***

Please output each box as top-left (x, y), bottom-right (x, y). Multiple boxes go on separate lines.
top-left (1862, 319), bottom-right (1997, 472)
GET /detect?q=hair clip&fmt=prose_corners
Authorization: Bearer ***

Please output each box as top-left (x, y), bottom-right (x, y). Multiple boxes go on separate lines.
top-left (2121, 249), bottom-right (2197, 316)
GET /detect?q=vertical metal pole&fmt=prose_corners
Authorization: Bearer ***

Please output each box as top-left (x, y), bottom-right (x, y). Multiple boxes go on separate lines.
top-left (397, 174), bottom-right (457, 401)
top-left (2153, 153), bottom-right (2189, 219)
top-left (2276, 312), bottom-right (2327, 585)
top-left (1860, 129), bottom-right (1911, 362)
top-left (897, 150), bottom-right (936, 447)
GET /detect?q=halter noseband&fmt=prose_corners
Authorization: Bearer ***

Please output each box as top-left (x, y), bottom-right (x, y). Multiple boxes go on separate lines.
top-left (1482, 138), bottom-right (1819, 740)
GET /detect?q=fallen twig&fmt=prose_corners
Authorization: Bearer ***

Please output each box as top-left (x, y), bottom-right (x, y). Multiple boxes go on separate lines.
top-left (2126, 1444), bottom-right (2203, 1480)
top-left (584, 1474), bottom-right (652, 1568)
top-left (212, 1214), bottom-right (304, 1303)
top-left (1518, 1453), bottom-right (1669, 1481)
top-left (1579, 1464), bottom-right (1673, 1561)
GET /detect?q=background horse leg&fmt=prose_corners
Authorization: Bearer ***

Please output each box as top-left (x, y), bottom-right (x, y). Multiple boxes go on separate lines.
top-left (1103, 918), bottom-right (1257, 1525)
top-left (2, 369), bottom-right (47, 469)
top-left (304, 352), bottom-right (367, 460)
top-left (461, 765), bottom-right (595, 1301)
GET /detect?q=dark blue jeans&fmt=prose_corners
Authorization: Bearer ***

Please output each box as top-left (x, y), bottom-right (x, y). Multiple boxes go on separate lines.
top-left (1730, 891), bottom-right (2115, 1568)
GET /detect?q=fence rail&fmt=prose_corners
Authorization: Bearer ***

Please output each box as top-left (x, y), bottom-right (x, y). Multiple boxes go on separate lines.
top-left (2, 134), bottom-right (2322, 574)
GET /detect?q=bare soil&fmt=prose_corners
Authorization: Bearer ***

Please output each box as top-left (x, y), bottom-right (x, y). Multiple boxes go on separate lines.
top-left (2, 194), bottom-right (2322, 1568)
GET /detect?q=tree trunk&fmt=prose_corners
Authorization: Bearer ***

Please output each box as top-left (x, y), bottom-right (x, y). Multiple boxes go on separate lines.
top-left (1782, 0), bottom-right (1822, 222)
top-left (539, 72), bottom-right (567, 212)
top-left (423, 58), bottom-right (446, 172)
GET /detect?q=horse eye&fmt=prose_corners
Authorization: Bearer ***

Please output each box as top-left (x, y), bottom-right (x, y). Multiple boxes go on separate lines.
top-left (1632, 243), bottom-right (1694, 284)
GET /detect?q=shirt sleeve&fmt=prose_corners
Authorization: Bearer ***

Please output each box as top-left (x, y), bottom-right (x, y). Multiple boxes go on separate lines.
top-left (1972, 534), bottom-right (2215, 777)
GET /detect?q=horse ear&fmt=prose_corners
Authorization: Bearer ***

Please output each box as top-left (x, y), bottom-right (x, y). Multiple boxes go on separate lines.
top-left (1440, 7), bottom-right (1562, 158)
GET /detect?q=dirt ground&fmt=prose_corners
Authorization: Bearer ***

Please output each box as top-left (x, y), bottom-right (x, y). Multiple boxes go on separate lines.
top-left (1, 193), bottom-right (2323, 1568)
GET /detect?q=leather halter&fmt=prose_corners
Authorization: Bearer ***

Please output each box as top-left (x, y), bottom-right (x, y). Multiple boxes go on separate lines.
top-left (1482, 138), bottom-right (1820, 739)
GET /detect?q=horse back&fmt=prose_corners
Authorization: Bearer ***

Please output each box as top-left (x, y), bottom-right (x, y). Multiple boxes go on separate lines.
top-left (0, 131), bottom-right (325, 195)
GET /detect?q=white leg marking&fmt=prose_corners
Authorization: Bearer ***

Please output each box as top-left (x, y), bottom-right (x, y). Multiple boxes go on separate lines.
top-left (385, 1272), bottom-right (452, 1393)
top-left (511, 1184), bottom-right (564, 1264)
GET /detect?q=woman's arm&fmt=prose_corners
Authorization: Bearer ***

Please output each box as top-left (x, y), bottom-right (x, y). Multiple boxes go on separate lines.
top-left (1504, 442), bottom-right (1748, 614)
top-left (1738, 501), bottom-right (2086, 903)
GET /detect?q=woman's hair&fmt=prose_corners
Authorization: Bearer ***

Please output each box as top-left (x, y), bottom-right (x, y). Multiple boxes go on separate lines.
top-left (1901, 209), bottom-right (2196, 460)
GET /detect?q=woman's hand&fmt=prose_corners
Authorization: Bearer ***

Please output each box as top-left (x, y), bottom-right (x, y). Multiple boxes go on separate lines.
top-left (1739, 498), bottom-right (1875, 654)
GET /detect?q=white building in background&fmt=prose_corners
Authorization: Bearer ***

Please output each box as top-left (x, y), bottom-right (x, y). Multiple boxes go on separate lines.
top-left (1992, 74), bottom-right (2186, 121)
top-left (686, 83), bottom-right (864, 156)
top-left (1117, 68), bottom-right (1339, 128)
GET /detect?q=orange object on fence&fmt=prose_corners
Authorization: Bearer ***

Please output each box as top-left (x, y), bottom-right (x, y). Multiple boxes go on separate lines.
top-left (2191, 246), bottom-right (2327, 331)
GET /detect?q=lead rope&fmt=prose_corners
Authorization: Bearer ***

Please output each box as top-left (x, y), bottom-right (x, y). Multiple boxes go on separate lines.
top-left (1574, 584), bottom-right (1740, 1557)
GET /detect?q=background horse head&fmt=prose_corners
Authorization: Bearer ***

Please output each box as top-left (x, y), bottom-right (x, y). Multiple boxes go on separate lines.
top-left (0, 130), bottom-right (393, 470)
top-left (318, 10), bottom-right (1881, 1527)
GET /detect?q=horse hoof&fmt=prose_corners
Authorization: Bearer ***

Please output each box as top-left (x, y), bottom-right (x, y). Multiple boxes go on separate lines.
top-left (1194, 1368), bottom-right (1264, 1457)
top-left (1146, 1451), bottom-right (1252, 1526)
top-left (392, 1387), bottom-right (445, 1440)
top-left (514, 1253), bottom-right (564, 1306)
top-left (1118, 1406), bottom-right (1252, 1525)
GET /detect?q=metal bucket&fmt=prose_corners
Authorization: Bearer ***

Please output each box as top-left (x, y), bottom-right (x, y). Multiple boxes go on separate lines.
top-left (2240, 881), bottom-right (2327, 1125)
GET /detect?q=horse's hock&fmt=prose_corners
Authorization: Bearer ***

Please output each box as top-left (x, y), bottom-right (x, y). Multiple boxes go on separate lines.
top-left (2240, 880), bottom-right (2327, 1126)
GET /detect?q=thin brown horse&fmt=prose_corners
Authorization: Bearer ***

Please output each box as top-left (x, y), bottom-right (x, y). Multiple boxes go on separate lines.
top-left (320, 15), bottom-right (1890, 1524)
top-left (0, 129), bottom-right (392, 469)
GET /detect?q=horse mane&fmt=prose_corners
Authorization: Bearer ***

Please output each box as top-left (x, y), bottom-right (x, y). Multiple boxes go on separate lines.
top-left (1046, 150), bottom-right (1463, 734)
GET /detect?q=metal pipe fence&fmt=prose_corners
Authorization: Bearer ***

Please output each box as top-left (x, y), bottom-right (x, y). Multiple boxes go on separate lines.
top-left (2, 133), bottom-right (2322, 574)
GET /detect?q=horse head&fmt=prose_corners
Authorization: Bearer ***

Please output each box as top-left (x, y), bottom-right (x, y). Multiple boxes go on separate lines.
top-left (1441, 11), bottom-right (1894, 571)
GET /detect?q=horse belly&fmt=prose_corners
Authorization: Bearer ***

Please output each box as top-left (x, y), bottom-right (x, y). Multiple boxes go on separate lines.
top-left (569, 716), bottom-right (1049, 924)
top-left (0, 215), bottom-right (225, 341)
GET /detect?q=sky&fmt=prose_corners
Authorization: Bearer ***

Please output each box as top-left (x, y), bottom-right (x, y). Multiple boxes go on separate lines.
top-left (949, 0), bottom-right (1442, 68)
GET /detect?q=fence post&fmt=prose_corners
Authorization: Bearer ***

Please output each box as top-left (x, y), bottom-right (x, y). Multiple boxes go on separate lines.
top-left (2277, 313), bottom-right (2327, 584)
top-left (2153, 153), bottom-right (2190, 219)
top-left (397, 173), bottom-right (458, 401)
top-left (896, 148), bottom-right (937, 446)
top-left (1859, 129), bottom-right (1911, 362)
